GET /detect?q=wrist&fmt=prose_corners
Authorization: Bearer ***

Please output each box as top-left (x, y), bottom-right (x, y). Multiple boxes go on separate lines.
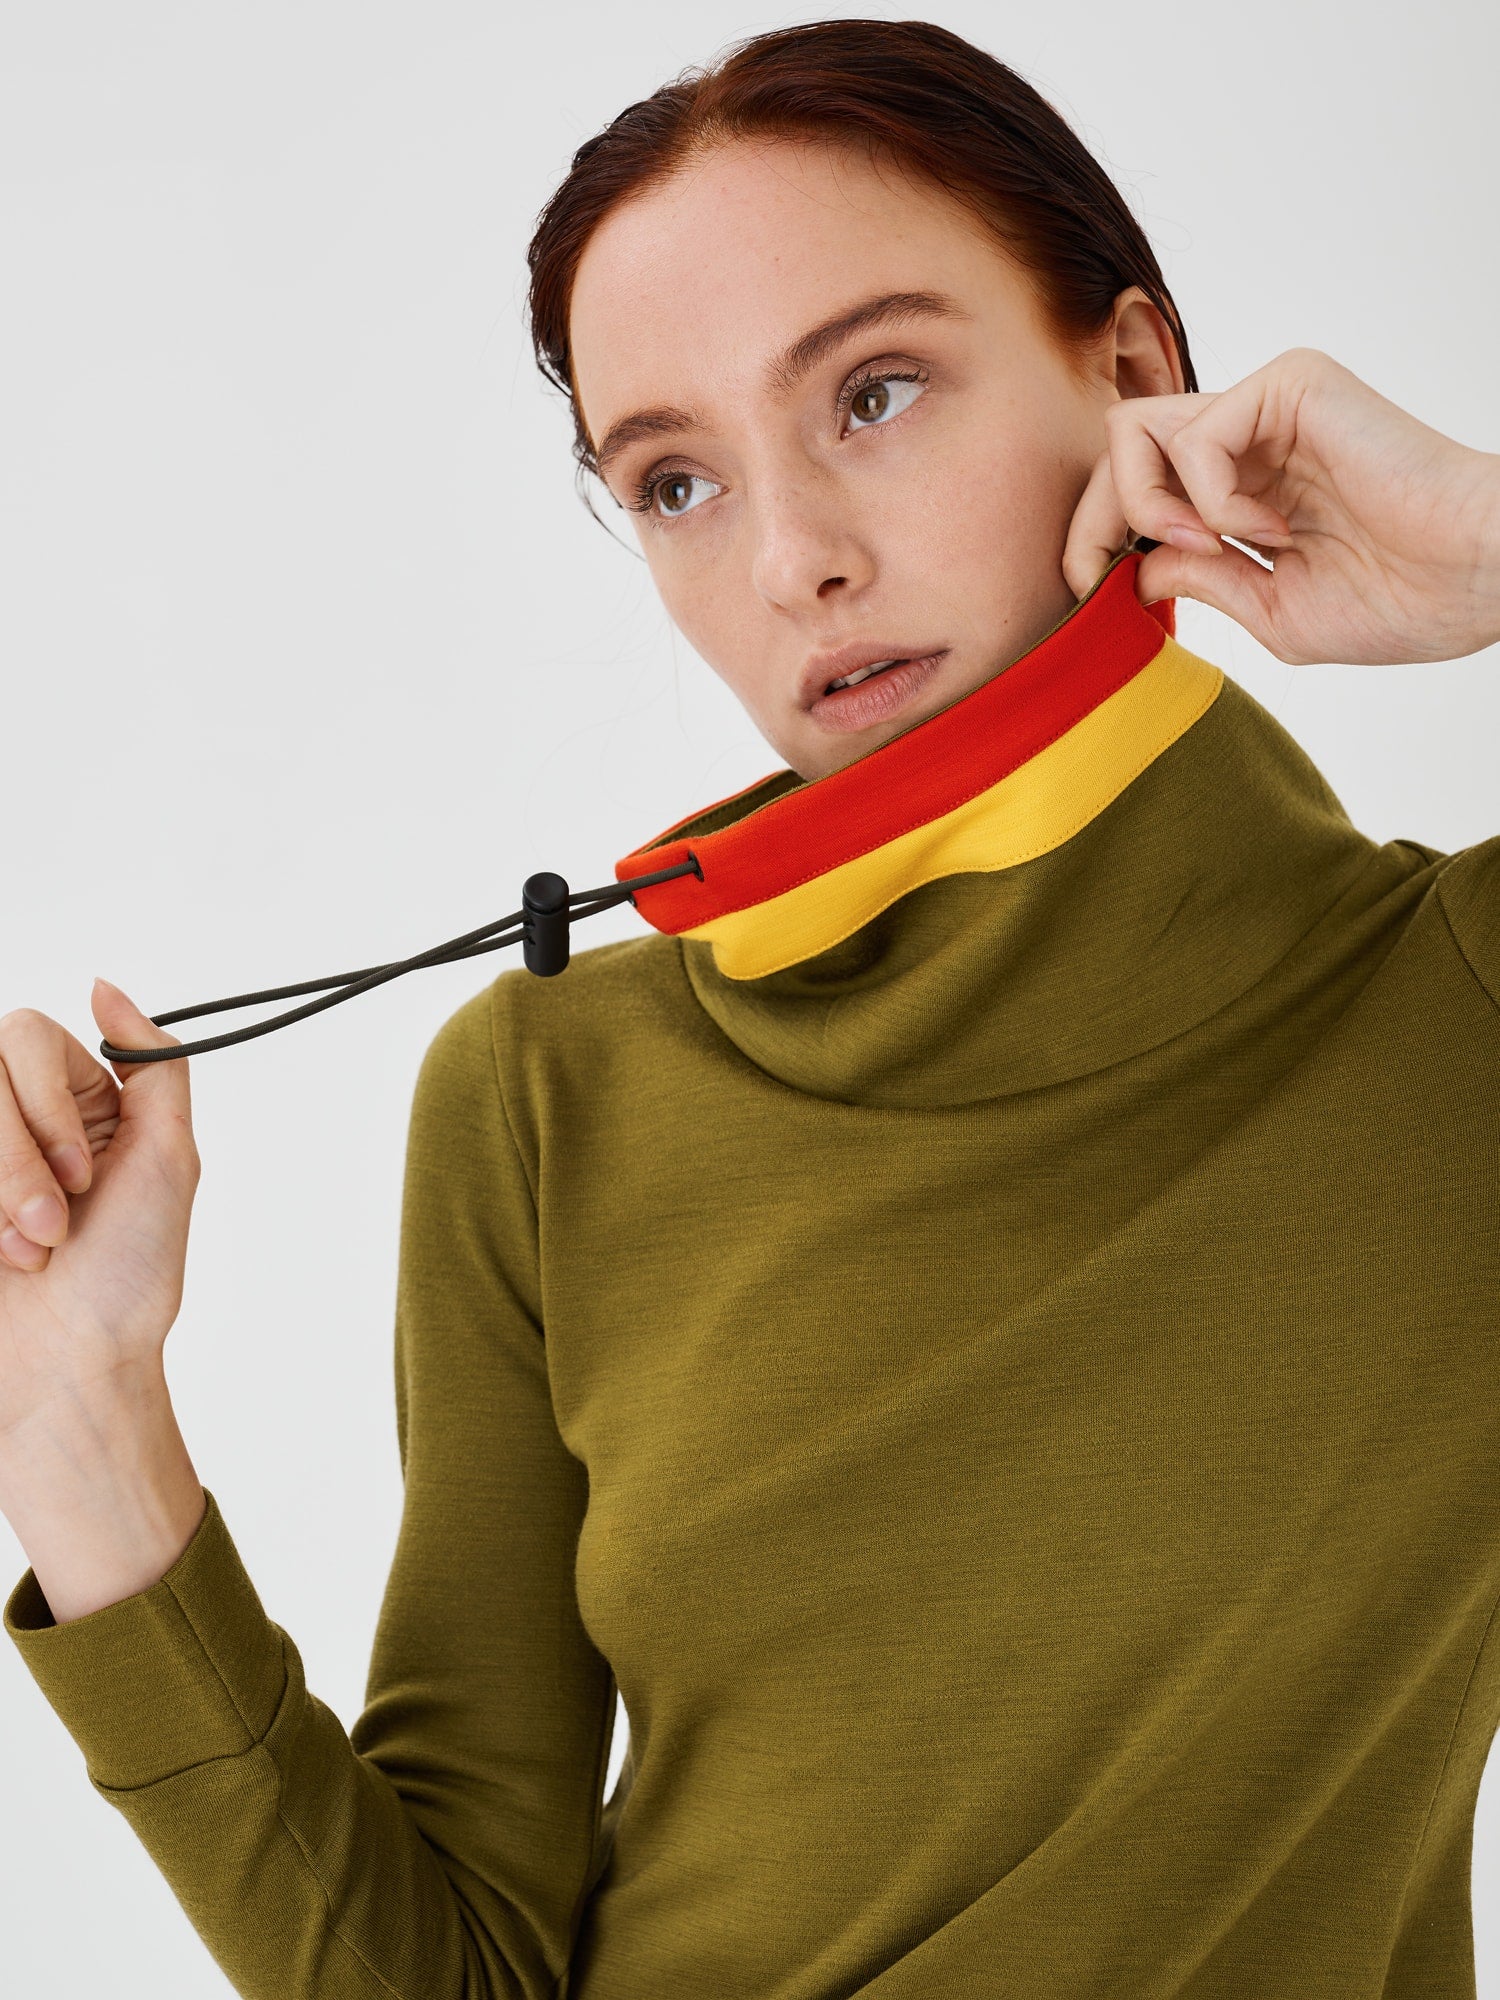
top-left (1478, 449), bottom-right (1500, 642)
top-left (0, 1361), bottom-right (206, 1624)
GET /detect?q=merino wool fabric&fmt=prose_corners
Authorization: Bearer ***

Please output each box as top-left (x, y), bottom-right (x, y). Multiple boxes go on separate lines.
top-left (7, 552), bottom-right (1500, 1999)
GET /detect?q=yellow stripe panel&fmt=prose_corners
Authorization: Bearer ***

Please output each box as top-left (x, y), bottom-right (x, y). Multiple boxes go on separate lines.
top-left (686, 635), bottom-right (1224, 980)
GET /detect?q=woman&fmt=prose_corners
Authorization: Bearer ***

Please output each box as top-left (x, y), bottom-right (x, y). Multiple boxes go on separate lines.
top-left (4, 20), bottom-right (1498, 1998)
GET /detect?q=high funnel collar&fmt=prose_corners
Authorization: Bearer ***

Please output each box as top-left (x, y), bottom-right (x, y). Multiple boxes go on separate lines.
top-left (614, 551), bottom-right (1388, 1106)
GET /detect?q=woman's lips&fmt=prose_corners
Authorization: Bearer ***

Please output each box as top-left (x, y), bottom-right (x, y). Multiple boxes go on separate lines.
top-left (807, 649), bottom-right (948, 733)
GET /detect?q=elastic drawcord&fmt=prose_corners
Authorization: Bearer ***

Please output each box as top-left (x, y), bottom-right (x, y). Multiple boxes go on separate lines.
top-left (98, 854), bottom-right (704, 1064)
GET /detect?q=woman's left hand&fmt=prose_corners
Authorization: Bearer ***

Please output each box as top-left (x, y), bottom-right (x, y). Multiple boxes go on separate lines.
top-left (1064, 346), bottom-right (1500, 665)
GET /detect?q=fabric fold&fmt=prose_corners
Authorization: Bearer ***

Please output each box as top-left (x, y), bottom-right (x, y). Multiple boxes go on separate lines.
top-left (5, 1486), bottom-right (288, 1791)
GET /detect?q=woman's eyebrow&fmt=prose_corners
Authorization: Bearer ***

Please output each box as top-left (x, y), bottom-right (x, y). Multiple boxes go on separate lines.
top-left (592, 289), bottom-right (969, 479)
top-left (764, 288), bottom-right (970, 395)
top-left (595, 403), bottom-right (701, 480)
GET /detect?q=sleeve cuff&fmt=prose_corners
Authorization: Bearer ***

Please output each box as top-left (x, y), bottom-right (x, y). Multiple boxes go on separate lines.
top-left (3, 1485), bottom-right (289, 1790)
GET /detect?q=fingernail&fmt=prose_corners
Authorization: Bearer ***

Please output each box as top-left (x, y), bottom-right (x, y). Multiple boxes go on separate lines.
top-left (0, 1225), bottom-right (45, 1268)
top-left (17, 1192), bottom-right (66, 1242)
top-left (46, 1144), bottom-right (90, 1189)
top-left (1166, 525), bottom-right (1222, 554)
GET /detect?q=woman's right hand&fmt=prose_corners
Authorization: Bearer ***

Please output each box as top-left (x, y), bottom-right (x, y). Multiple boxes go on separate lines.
top-left (0, 978), bottom-right (201, 1450)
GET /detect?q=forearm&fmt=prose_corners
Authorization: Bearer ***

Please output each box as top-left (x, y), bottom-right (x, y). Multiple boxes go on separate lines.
top-left (2, 987), bottom-right (615, 1999)
top-left (0, 1362), bottom-right (205, 1624)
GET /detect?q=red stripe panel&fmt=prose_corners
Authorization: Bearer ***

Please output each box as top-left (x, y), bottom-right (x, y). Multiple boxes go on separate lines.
top-left (616, 555), bottom-right (1174, 936)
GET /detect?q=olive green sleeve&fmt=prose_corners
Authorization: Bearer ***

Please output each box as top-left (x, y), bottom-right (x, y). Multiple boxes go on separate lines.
top-left (1437, 831), bottom-right (1500, 1011)
top-left (3, 978), bottom-right (617, 1998)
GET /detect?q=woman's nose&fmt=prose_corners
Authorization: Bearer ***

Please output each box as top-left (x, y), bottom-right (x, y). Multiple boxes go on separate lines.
top-left (747, 470), bottom-right (876, 613)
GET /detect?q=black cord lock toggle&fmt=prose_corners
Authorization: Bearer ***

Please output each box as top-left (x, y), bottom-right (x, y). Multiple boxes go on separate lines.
top-left (97, 851), bottom-right (704, 1063)
top-left (521, 871), bottom-right (571, 976)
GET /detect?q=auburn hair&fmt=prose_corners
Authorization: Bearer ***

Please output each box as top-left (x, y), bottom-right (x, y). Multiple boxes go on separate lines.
top-left (525, 17), bottom-right (1196, 480)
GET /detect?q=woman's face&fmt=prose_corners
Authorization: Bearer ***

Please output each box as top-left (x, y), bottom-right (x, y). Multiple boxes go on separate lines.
top-left (568, 137), bottom-right (1183, 781)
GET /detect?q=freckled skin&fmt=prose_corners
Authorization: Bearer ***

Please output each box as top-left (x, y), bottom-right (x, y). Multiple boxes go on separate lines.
top-left (568, 137), bottom-right (1184, 781)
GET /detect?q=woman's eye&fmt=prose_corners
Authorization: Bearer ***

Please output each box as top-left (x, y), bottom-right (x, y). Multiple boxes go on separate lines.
top-left (845, 374), bottom-right (925, 431)
top-left (650, 472), bottom-right (719, 518)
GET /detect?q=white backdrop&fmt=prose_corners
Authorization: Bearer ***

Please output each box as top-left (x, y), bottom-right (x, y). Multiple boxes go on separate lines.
top-left (2, 3), bottom-right (1496, 1992)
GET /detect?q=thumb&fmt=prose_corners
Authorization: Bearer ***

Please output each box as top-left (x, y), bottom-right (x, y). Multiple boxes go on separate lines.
top-left (91, 976), bottom-right (194, 1147)
top-left (1136, 539), bottom-right (1277, 637)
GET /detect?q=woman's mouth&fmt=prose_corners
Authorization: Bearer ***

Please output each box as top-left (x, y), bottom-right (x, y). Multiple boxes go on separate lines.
top-left (809, 649), bottom-right (948, 732)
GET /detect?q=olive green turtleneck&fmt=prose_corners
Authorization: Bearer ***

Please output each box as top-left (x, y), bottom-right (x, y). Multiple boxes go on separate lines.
top-left (6, 568), bottom-right (1500, 1999)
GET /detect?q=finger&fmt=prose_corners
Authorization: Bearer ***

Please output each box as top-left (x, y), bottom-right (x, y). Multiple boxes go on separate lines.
top-left (90, 978), bottom-right (197, 1172)
top-left (1134, 537), bottom-right (1280, 636)
top-left (0, 1221), bottom-right (50, 1272)
top-left (1062, 446), bottom-right (1131, 599)
top-left (0, 1086), bottom-right (65, 1266)
top-left (0, 1011), bottom-right (105, 1195)
top-left (1164, 375), bottom-right (1296, 548)
top-left (0, 1011), bottom-right (104, 1257)
top-left (1105, 394), bottom-right (1256, 558)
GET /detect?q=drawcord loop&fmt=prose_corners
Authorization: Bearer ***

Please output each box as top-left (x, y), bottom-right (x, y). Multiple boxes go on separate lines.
top-left (98, 854), bottom-right (704, 1064)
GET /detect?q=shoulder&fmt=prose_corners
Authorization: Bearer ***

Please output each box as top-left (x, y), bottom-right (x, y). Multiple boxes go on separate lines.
top-left (416, 932), bottom-right (693, 1162)
top-left (1433, 833), bottom-right (1500, 1013)
top-left (484, 930), bottom-right (689, 1060)
top-left (420, 932), bottom-right (683, 1074)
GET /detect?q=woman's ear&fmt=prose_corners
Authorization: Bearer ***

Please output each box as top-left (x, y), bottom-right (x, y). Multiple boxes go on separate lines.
top-left (1109, 286), bottom-right (1186, 400)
